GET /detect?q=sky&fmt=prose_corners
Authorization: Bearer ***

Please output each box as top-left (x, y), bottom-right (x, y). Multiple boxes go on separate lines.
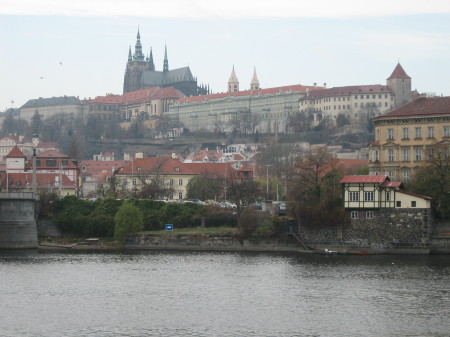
top-left (1, 0), bottom-right (450, 111)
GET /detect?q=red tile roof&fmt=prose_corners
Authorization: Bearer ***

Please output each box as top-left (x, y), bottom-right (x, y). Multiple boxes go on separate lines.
top-left (6, 146), bottom-right (26, 158)
top-left (151, 87), bottom-right (185, 100)
top-left (118, 157), bottom-right (195, 175)
top-left (37, 149), bottom-right (69, 158)
top-left (80, 160), bottom-right (130, 177)
top-left (339, 175), bottom-right (389, 184)
top-left (1, 172), bottom-right (76, 189)
top-left (374, 96), bottom-right (450, 119)
top-left (387, 63), bottom-right (411, 80)
top-left (86, 94), bottom-right (123, 104)
top-left (380, 181), bottom-right (403, 188)
top-left (300, 85), bottom-right (392, 100)
top-left (185, 162), bottom-right (235, 179)
top-left (174, 84), bottom-right (323, 104)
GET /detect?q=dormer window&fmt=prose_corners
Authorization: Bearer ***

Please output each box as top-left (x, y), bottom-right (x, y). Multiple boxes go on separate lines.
top-left (174, 167), bottom-right (180, 172)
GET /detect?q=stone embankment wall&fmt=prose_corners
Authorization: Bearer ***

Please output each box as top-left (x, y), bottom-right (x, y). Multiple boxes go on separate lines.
top-left (344, 208), bottom-right (431, 248)
top-left (127, 233), bottom-right (301, 252)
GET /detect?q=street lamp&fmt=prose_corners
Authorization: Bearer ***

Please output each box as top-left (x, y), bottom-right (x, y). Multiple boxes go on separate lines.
top-left (266, 165), bottom-right (272, 200)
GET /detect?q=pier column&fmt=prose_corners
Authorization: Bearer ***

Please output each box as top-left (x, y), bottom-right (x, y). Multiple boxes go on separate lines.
top-left (0, 192), bottom-right (39, 249)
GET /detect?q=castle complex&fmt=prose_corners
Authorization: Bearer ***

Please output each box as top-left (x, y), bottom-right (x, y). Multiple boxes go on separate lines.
top-left (299, 63), bottom-right (413, 125)
top-left (166, 63), bottom-right (414, 134)
top-left (123, 29), bottom-right (208, 97)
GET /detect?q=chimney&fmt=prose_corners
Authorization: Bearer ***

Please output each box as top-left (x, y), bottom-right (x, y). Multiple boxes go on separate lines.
top-left (314, 83), bottom-right (317, 88)
top-left (324, 83), bottom-right (327, 89)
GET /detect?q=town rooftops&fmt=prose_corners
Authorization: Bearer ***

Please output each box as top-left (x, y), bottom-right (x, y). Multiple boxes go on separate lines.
top-left (300, 85), bottom-right (392, 100)
top-left (374, 96), bottom-right (450, 119)
top-left (0, 172), bottom-right (76, 189)
top-left (174, 84), bottom-right (323, 104)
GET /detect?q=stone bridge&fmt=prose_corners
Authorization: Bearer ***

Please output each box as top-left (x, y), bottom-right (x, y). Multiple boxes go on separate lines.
top-left (0, 192), bottom-right (39, 249)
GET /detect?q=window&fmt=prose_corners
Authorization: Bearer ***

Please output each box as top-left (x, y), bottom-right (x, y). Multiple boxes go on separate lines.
top-left (366, 211), bottom-right (374, 219)
top-left (364, 191), bottom-right (374, 201)
top-left (411, 201), bottom-right (416, 207)
top-left (375, 150), bottom-right (379, 161)
top-left (402, 148), bottom-right (409, 161)
top-left (169, 193), bottom-right (174, 200)
top-left (132, 178), bottom-right (137, 186)
top-left (402, 128), bottom-right (409, 139)
top-left (396, 201), bottom-right (402, 207)
top-left (444, 126), bottom-right (450, 138)
top-left (178, 192), bottom-right (183, 200)
top-left (169, 179), bottom-right (174, 186)
top-left (46, 159), bottom-right (56, 167)
top-left (351, 211), bottom-right (358, 219)
top-left (415, 127), bottom-right (422, 139)
top-left (388, 149), bottom-right (394, 162)
top-left (179, 179), bottom-right (183, 186)
top-left (387, 128), bottom-right (394, 140)
top-left (427, 126), bottom-right (435, 138)
top-left (349, 191), bottom-right (359, 201)
top-left (415, 148), bottom-right (422, 161)
top-left (61, 159), bottom-right (68, 166)
top-left (386, 191), bottom-right (391, 201)
top-left (403, 169), bottom-right (409, 182)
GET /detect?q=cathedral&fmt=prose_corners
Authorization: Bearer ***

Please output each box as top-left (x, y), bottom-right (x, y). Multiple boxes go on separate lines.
top-left (123, 29), bottom-right (209, 96)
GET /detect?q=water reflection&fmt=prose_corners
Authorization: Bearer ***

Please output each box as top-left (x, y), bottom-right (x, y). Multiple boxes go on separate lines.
top-left (1, 250), bottom-right (449, 337)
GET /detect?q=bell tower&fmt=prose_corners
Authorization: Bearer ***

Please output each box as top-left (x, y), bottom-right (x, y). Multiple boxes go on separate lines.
top-left (228, 66), bottom-right (239, 92)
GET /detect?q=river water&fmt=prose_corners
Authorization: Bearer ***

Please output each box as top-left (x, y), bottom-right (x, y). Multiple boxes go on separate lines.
top-left (0, 250), bottom-right (449, 337)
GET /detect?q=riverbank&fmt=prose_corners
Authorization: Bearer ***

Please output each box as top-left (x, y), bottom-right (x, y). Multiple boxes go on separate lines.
top-left (38, 233), bottom-right (450, 255)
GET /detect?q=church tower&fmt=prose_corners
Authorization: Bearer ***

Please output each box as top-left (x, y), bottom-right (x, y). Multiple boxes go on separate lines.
top-left (163, 45), bottom-right (169, 73)
top-left (228, 66), bottom-right (239, 92)
top-left (386, 62), bottom-right (412, 107)
top-left (123, 28), bottom-right (151, 93)
top-left (250, 67), bottom-right (260, 90)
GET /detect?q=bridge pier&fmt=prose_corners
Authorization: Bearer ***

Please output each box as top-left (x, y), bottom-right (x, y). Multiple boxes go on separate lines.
top-left (0, 192), bottom-right (39, 249)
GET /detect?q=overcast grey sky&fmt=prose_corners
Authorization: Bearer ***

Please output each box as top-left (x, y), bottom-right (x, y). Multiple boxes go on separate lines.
top-left (1, 0), bottom-right (449, 110)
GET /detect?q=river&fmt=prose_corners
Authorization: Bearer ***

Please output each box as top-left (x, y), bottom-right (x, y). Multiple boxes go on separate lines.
top-left (1, 250), bottom-right (449, 337)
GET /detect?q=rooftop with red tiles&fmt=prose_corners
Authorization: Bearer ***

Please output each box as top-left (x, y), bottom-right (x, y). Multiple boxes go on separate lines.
top-left (339, 175), bottom-right (390, 184)
top-left (387, 63), bottom-right (411, 80)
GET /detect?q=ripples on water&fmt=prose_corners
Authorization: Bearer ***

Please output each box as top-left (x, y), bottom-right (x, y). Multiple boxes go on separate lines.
top-left (1, 250), bottom-right (449, 337)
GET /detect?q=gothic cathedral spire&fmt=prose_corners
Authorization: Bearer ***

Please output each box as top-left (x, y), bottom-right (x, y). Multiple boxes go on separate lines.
top-left (228, 65), bottom-right (239, 92)
top-left (163, 45), bottom-right (169, 73)
top-left (250, 67), bottom-right (260, 90)
top-left (149, 47), bottom-right (155, 71)
top-left (128, 46), bottom-right (132, 63)
top-left (133, 27), bottom-right (145, 62)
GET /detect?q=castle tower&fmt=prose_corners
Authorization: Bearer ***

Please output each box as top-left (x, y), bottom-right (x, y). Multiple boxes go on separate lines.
top-left (123, 28), bottom-right (151, 93)
top-left (386, 62), bottom-right (412, 107)
top-left (228, 66), bottom-right (239, 92)
top-left (250, 67), bottom-right (260, 90)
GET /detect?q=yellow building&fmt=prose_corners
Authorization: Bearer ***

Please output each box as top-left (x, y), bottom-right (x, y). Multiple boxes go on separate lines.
top-left (114, 157), bottom-right (237, 200)
top-left (368, 96), bottom-right (450, 181)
